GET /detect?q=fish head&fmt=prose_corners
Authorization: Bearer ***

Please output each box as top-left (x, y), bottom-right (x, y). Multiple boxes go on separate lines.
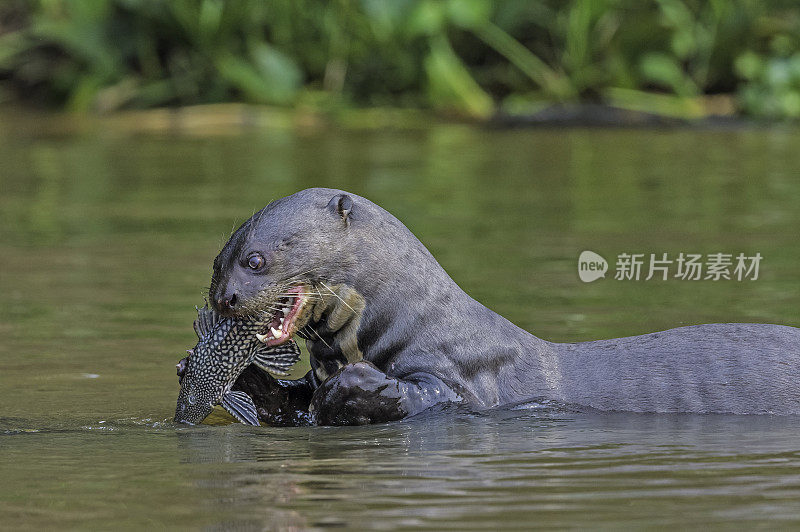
top-left (173, 342), bottom-right (227, 425)
top-left (174, 306), bottom-right (263, 425)
top-left (173, 304), bottom-right (299, 426)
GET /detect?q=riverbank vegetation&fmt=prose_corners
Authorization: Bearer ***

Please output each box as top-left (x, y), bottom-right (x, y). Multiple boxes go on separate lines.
top-left (0, 0), bottom-right (798, 119)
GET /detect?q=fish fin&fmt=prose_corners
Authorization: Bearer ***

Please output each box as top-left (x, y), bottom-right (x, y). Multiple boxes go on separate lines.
top-left (252, 340), bottom-right (301, 376)
top-left (221, 390), bottom-right (260, 426)
top-left (193, 304), bottom-right (221, 339)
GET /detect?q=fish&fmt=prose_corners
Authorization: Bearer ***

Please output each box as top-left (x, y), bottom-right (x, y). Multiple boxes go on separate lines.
top-left (174, 304), bottom-right (301, 426)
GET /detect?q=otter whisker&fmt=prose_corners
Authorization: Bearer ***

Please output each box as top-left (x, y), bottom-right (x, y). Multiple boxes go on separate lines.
top-left (319, 281), bottom-right (356, 313)
top-left (284, 267), bottom-right (322, 281)
top-left (314, 285), bottom-right (327, 306)
top-left (303, 324), bottom-right (332, 350)
top-left (256, 306), bottom-right (283, 313)
top-left (273, 293), bottom-right (322, 301)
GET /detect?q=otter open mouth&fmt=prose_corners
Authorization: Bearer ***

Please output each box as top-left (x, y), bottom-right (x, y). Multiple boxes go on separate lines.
top-left (255, 285), bottom-right (309, 347)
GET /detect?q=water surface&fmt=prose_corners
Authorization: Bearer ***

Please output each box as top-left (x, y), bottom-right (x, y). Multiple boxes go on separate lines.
top-left (1, 112), bottom-right (799, 528)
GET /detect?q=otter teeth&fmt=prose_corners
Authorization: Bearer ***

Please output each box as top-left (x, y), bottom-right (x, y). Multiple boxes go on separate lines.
top-left (256, 327), bottom-right (283, 342)
top-left (255, 315), bottom-right (287, 343)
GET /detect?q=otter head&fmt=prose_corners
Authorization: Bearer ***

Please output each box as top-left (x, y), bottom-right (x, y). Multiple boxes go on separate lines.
top-left (208, 189), bottom-right (367, 361)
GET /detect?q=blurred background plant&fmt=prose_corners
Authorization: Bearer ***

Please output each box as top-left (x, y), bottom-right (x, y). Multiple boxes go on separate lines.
top-left (0, 0), bottom-right (798, 118)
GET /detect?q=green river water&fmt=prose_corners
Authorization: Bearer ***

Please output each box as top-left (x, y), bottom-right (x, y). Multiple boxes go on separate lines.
top-left (1, 111), bottom-right (800, 529)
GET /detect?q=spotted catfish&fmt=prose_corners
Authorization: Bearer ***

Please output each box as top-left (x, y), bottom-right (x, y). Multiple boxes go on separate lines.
top-left (174, 305), bottom-right (301, 426)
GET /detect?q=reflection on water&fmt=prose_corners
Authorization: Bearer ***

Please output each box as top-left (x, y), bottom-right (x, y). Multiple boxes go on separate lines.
top-left (175, 409), bottom-right (800, 529)
top-left (6, 408), bottom-right (800, 529)
top-left (1, 111), bottom-right (799, 528)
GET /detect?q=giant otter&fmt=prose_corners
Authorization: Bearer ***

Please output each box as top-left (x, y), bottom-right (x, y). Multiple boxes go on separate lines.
top-left (207, 188), bottom-right (800, 425)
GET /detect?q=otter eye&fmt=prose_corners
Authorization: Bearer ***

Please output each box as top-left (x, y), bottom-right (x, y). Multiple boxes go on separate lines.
top-left (247, 253), bottom-right (265, 270)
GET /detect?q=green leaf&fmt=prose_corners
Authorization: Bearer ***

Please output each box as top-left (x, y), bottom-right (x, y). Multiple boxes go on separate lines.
top-left (446, 0), bottom-right (492, 29)
top-left (407, 0), bottom-right (446, 37)
top-left (215, 44), bottom-right (301, 105)
top-left (424, 36), bottom-right (493, 118)
top-left (734, 51), bottom-right (763, 81)
top-left (781, 90), bottom-right (800, 117)
top-left (0, 32), bottom-right (24, 67)
top-left (65, 75), bottom-right (102, 112)
top-left (249, 43), bottom-right (302, 104)
top-left (472, 21), bottom-right (574, 100)
top-left (639, 52), bottom-right (697, 97)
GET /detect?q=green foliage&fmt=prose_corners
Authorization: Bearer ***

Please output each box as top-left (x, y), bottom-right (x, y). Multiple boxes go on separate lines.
top-left (0, 0), bottom-right (798, 117)
top-left (736, 52), bottom-right (800, 118)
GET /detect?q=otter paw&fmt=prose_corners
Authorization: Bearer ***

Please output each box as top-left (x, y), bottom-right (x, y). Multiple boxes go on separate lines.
top-left (309, 361), bottom-right (407, 426)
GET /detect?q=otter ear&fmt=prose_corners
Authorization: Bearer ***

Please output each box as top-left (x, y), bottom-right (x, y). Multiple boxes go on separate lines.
top-left (327, 194), bottom-right (353, 225)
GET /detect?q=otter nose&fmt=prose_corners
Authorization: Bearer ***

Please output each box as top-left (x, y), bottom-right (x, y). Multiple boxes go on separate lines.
top-left (217, 293), bottom-right (237, 311)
